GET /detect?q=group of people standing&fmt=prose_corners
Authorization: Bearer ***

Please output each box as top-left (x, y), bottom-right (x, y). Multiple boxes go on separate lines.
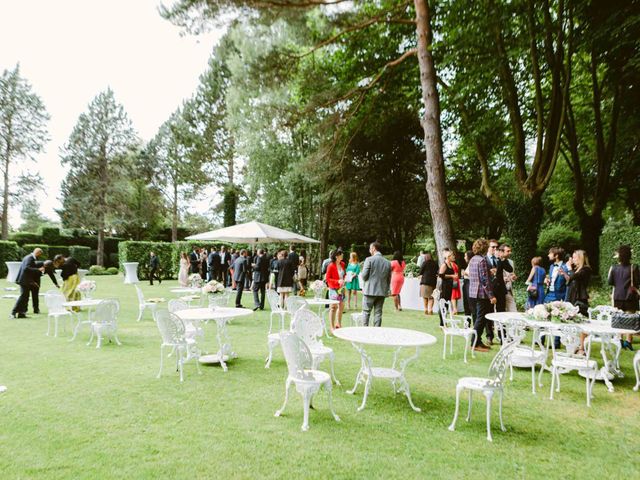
top-left (10, 248), bottom-right (82, 318)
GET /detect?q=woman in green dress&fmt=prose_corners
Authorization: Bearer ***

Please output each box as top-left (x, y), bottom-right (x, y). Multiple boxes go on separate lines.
top-left (345, 252), bottom-right (361, 310)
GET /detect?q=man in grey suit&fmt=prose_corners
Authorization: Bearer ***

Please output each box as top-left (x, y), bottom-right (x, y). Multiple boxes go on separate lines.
top-left (232, 249), bottom-right (248, 308)
top-left (361, 241), bottom-right (391, 327)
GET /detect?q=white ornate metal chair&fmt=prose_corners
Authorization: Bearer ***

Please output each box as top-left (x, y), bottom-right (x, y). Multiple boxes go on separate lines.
top-left (350, 312), bottom-right (365, 326)
top-left (439, 299), bottom-right (476, 363)
top-left (274, 332), bottom-right (340, 431)
top-left (168, 299), bottom-right (203, 340)
top-left (502, 318), bottom-right (547, 394)
top-left (549, 325), bottom-right (598, 407)
top-left (587, 305), bottom-right (622, 370)
top-left (290, 309), bottom-right (340, 385)
top-left (285, 296), bottom-right (308, 319)
top-left (44, 289), bottom-right (73, 337)
top-left (135, 284), bottom-right (158, 322)
top-left (265, 289), bottom-right (288, 368)
top-left (633, 351), bottom-right (640, 392)
top-left (87, 299), bottom-right (122, 349)
top-left (154, 310), bottom-right (201, 382)
top-left (208, 292), bottom-right (230, 309)
top-left (448, 340), bottom-right (518, 442)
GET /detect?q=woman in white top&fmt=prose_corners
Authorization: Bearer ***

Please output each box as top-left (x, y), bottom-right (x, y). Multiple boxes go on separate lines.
top-left (178, 252), bottom-right (190, 287)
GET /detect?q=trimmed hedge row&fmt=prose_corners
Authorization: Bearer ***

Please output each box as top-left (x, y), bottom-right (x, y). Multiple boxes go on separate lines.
top-left (70, 246), bottom-right (91, 268)
top-left (599, 221), bottom-right (640, 280)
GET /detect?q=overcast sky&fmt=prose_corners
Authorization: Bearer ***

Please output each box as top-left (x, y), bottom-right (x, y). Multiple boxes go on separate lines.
top-left (1, 0), bottom-right (223, 227)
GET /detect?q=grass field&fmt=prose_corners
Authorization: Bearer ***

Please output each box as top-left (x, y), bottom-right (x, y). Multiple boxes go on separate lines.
top-left (1, 275), bottom-right (639, 479)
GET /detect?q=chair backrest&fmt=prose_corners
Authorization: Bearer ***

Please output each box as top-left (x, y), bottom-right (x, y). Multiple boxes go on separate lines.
top-left (588, 305), bottom-right (616, 323)
top-left (438, 298), bottom-right (451, 318)
top-left (556, 324), bottom-right (585, 356)
top-left (351, 312), bottom-right (364, 326)
top-left (286, 296), bottom-right (308, 316)
top-left (134, 284), bottom-right (145, 304)
top-left (488, 340), bottom-right (519, 387)
top-left (503, 318), bottom-right (527, 344)
top-left (267, 289), bottom-right (283, 312)
top-left (279, 332), bottom-right (314, 381)
top-left (209, 292), bottom-right (230, 308)
top-left (44, 289), bottom-right (67, 313)
top-left (155, 309), bottom-right (186, 345)
top-left (168, 299), bottom-right (189, 313)
top-left (290, 309), bottom-right (324, 348)
top-left (94, 299), bottom-right (119, 325)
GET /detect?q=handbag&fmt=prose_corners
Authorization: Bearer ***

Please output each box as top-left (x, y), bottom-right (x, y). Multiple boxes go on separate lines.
top-left (527, 284), bottom-right (538, 300)
top-left (611, 312), bottom-right (640, 331)
top-left (626, 264), bottom-right (639, 301)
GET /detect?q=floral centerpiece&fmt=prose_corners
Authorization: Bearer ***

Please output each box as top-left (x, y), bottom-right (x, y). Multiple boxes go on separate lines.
top-left (311, 279), bottom-right (325, 299)
top-left (526, 301), bottom-right (586, 324)
top-left (202, 280), bottom-right (225, 294)
top-left (189, 273), bottom-right (203, 289)
top-left (77, 280), bottom-right (97, 299)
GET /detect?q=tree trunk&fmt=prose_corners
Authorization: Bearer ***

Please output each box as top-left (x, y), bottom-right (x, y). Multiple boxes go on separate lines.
top-left (97, 226), bottom-right (105, 267)
top-left (578, 212), bottom-right (604, 275)
top-left (319, 197), bottom-right (333, 271)
top-left (414, 0), bottom-right (455, 261)
top-left (504, 192), bottom-right (543, 277)
top-left (2, 155), bottom-right (10, 240)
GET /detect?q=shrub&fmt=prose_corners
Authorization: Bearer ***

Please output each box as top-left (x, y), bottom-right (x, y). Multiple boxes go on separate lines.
top-left (22, 244), bottom-right (50, 259)
top-left (537, 224), bottom-right (581, 256)
top-left (599, 220), bottom-right (640, 280)
top-left (108, 253), bottom-right (119, 268)
top-left (40, 227), bottom-right (62, 245)
top-left (69, 246), bottom-right (91, 268)
top-left (88, 265), bottom-right (106, 275)
top-left (119, 241), bottom-right (176, 280)
top-left (0, 240), bottom-right (21, 277)
top-left (106, 267), bottom-right (119, 275)
top-left (9, 232), bottom-right (41, 246)
top-left (48, 245), bottom-right (70, 259)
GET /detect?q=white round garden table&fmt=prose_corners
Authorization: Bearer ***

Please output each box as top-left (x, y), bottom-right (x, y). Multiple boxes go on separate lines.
top-left (333, 326), bottom-right (437, 412)
top-left (174, 307), bottom-right (253, 372)
top-left (170, 287), bottom-right (201, 295)
top-left (486, 311), bottom-right (639, 392)
top-left (63, 298), bottom-right (103, 341)
top-left (305, 298), bottom-right (340, 337)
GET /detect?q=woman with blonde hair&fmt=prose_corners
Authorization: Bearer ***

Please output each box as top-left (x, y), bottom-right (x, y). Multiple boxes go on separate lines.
top-left (561, 250), bottom-right (592, 315)
top-left (345, 252), bottom-right (361, 309)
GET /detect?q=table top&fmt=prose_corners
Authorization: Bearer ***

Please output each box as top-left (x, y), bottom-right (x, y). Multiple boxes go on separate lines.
top-left (63, 299), bottom-right (103, 308)
top-left (485, 311), bottom-right (638, 335)
top-left (174, 307), bottom-right (253, 322)
top-left (170, 287), bottom-right (201, 294)
top-left (306, 298), bottom-right (340, 306)
top-left (333, 327), bottom-right (437, 347)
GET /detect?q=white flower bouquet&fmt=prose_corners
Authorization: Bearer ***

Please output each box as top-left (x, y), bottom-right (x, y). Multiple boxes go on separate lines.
top-left (77, 280), bottom-right (96, 298)
top-left (527, 301), bottom-right (585, 324)
top-left (202, 280), bottom-right (225, 294)
top-left (188, 273), bottom-right (203, 288)
top-left (311, 279), bottom-right (325, 298)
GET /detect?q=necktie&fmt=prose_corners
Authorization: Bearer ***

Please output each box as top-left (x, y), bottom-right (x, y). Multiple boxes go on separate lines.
top-left (491, 256), bottom-right (496, 267)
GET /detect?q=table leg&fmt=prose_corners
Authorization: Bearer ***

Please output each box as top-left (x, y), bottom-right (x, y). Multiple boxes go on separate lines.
top-left (215, 317), bottom-right (236, 372)
top-left (318, 305), bottom-right (331, 338)
top-left (69, 309), bottom-right (90, 342)
top-left (396, 347), bottom-right (421, 412)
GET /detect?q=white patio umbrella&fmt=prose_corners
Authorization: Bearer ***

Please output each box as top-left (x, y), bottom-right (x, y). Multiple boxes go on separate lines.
top-left (185, 221), bottom-right (320, 244)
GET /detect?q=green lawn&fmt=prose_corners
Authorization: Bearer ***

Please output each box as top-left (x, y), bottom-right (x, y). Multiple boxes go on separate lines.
top-left (1, 275), bottom-right (638, 479)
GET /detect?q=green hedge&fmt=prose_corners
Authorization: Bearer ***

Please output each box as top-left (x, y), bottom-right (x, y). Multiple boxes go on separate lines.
top-left (22, 244), bottom-right (49, 259)
top-left (0, 240), bottom-right (21, 277)
top-left (537, 224), bottom-right (581, 255)
top-left (599, 221), bottom-right (640, 279)
top-left (119, 241), bottom-right (176, 280)
top-left (48, 245), bottom-right (70, 259)
top-left (40, 227), bottom-right (63, 245)
top-left (69, 246), bottom-right (91, 268)
top-left (9, 232), bottom-right (41, 245)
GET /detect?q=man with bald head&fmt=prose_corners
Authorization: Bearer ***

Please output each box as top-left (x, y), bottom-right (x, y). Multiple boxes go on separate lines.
top-left (11, 248), bottom-right (45, 318)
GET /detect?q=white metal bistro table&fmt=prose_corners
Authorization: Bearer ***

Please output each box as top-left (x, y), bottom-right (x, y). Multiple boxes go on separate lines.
top-left (333, 326), bottom-right (437, 412)
top-left (63, 299), bottom-right (103, 341)
top-left (305, 297), bottom-right (340, 337)
top-left (486, 311), bottom-right (639, 391)
top-left (174, 307), bottom-right (253, 372)
top-left (170, 287), bottom-right (201, 295)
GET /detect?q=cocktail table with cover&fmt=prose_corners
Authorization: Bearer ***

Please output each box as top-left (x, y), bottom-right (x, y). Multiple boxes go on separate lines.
top-left (333, 326), bottom-right (437, 412)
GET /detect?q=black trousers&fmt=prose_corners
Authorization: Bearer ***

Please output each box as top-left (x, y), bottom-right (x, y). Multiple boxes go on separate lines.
top-left (149, 268), bottom-right (161, 285)
top-left (462, 279), bottom-right (471, 316)
top-left (469, 297), bottom-right (492, 347)
top-left (12, 284), bottom-right (35, 315)
top-left (253, 281), bottom-right (266, 309)
top-left (235, 280), bottom-right (244, 307)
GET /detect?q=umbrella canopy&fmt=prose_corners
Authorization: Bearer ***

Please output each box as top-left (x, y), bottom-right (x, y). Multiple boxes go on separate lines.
top-left (185, 221), bottom-right (320, 244)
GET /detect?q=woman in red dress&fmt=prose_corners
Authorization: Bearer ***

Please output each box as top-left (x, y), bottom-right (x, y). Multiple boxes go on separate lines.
top-left (325, 250), bottom-right (346, 330)
top-left (450, 253), bottom-right (462, 314)
top-left (390, 251), bottom-right (406, 311)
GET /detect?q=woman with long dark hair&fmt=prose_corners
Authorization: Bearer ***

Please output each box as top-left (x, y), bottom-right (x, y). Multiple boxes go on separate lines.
top-left (325, 249), bottom-right (346, 330)
top-left (608, 245), bottom-right (640, 350)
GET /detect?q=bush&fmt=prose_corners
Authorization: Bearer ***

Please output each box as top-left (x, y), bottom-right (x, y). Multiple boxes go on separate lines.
top-left (119, 241), bottom-right (176, 280)
top-left (537, 224), bottom-right (581, 256)
top-left (599, 220), bottom-right (640, 279)
top-left (106, 267), bottom-right (119, 275)
top-left (108, 253), bottom-right (119, 268)
top-left (48, 245), bottom-right (70, 259)
top-left (9, 232), bottom-right (41, 246)
top-left (0, 240), bottom-right (21, 277)
top-left (69, 245), bottom-right (91, 268)
top-left (40, 227), bottom-right (62, 245)
top-left (22, 244), bottom-right (49, 259)
top-left (88, 265), bottom-right (106, 275)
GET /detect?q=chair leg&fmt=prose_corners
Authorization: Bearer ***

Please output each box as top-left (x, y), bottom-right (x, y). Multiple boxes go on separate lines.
top-left (46, 316), bottom-right (51, 337)
top-left (537, 360), bottom-right (545, 388)
top-left (448, 384), bottom-right (463, 431)
top-left (301, 390), bottom-right (312, 431)
top-left (325, 381), bottom-right (340, 422)
top-left (550, 366), bottom-right (556, 400)
top-left (329, 352), bottom-right (340, 385)
top-left (498, 390), bottom-right (506, 432)
top-left (634, 354), bottom-right (640, 391)
top-left (274, 378), bottom-right (292, 417)
top-left (531, 365), bottom-right (536, 394)
top-left (484, 390), bottom-right (494, 442)
top-left (157, 345), bottom-right (164, 379)
top-left (442, 333), bottom-right (447, 360)
top-left (509, 362), bottom-right (514, 381)
top-left (113, 333), bottom-right (122, 346)
top-left (265, 341), bottom-right (274, 369)
top-left (466, 390), bottom-right (473, 422)
top-left (471, 331), bottom-right (477, 359)
top-left (54, 315), bottom-right (59, 338)
top-left (178, 355), bottom-right (184, 382)
top-left (450, 334), bottom-right (454, 354)
top-left (86, 327), bottom-right (94, 346)
top-left (268, 312), bottom-right (274, 334)
top-left (96, 331), bottom-right (103, 349)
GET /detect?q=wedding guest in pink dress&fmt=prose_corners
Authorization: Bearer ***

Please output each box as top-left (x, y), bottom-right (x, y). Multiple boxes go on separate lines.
top-left (390, 251), bottom-right (406, 311)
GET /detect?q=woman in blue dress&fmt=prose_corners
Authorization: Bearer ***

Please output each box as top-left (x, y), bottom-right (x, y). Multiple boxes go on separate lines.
top-left (345, 252), bottom-right (361, 310)
top-left (525, 256), bottom-right (546, 309)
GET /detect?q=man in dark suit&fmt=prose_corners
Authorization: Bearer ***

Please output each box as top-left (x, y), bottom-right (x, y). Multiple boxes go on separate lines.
top-left (288, 245), bottom-right (299, 294)
top-left (232, 249), bottom-right (248, 308)
top-left (189, 247), bottom-right (200, 274)
top-left (149, 251), bottom-right (161, 285)
top-left (252, 249), bottom-right (270, 311)
top-left (485, 239), bottom-right (512, 343)
top-left (208, 247), bottom-right (220, 282)
top-left (11, 248), bottom-right (45, 318)
top-left (219, 246), bottom-right (230, 286)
